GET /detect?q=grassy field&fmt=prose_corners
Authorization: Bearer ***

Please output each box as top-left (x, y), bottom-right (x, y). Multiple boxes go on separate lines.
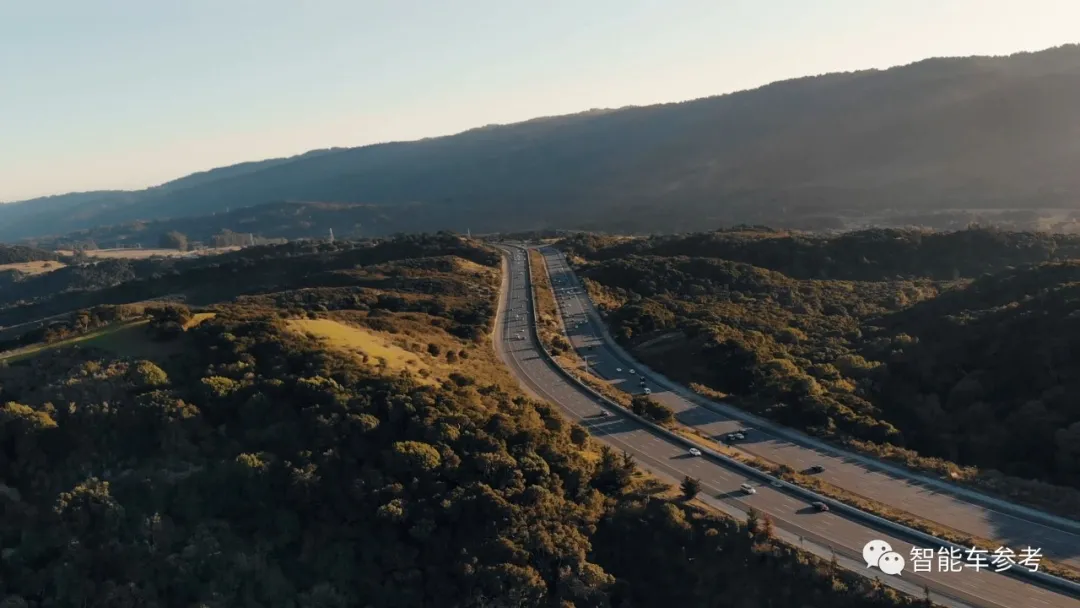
top-left (185, 312), bottom-right (217, 329)
top-left (287, 318), bottom-right (441, 385)
top-left (0, 260), bottom-right (67, 276)
top-left (0, 312), bottom-right (216, 364)
top-left (290, 305), bottom-right (521, 393)
top-left (0, 320), bottom-right (149, 363)
top-left (528, 249), bottom-right (563, 351)
top-left (54, 247), bottom-right (240, 260)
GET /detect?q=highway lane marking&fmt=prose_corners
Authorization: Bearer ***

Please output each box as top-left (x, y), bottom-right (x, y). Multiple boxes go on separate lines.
top-left (523, 250), bottom-right (1072, 607)
top-left (543, 253), bottom-right (1080, 566)
top-left (527, 249), bottom-right (1079, 608)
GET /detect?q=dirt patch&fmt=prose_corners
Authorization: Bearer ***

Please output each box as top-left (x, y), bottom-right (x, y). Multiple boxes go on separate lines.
top-left (0, 261), bottom-right (66, 276)
top-left (55, 247), bottom-right (240, 260)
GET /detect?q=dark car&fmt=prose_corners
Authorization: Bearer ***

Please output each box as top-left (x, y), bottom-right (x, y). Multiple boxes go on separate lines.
top-left (808, 465), bottom-right (825, 474)
top-left (812, 501), bottom-right (830, 512)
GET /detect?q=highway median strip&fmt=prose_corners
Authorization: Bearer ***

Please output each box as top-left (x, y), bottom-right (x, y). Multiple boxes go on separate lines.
top-left (668, 425), bottom-right (1080, 585)
top-left (517, 245), bottom-right (1080, 596)
top-left (576, 264), bottom-right (1080, 529)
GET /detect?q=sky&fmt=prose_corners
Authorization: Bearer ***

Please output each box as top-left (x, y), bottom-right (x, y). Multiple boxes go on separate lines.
top-left (1, 0), bottom-right (1077, 202)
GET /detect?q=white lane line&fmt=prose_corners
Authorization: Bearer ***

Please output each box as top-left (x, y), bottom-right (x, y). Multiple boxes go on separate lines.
top-left (526, 249), bottom-right (1069, 608)
top-left (549, 256), bottom-right (1080, 553)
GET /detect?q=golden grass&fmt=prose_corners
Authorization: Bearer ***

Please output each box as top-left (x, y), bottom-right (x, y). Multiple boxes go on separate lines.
top-left (287, 318), bottom-right (438, 384)
top-left (528, 250), bottom-right (564, 350)
top-left (184, 312), bottom-right (217, 329)
top-left (581, 278), bottom-right (627, 312)
top-left (452, 257), bottom-right (498, 277)
top-left (0, 261), bottom-right (66, 276)
top-left (55, 247), bottom-right (240, 260)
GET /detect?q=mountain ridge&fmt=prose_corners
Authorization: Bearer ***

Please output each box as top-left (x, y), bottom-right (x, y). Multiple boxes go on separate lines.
top-left (4, 43), bottom-right (1080, 240)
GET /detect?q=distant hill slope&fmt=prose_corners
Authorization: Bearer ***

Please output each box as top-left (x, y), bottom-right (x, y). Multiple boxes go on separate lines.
top-left (33, 201), bottom-right (424, 249)
top-left (4, 44), bottom-right (1080, 240)
top-left (0, 245), bottom-right (57, 265)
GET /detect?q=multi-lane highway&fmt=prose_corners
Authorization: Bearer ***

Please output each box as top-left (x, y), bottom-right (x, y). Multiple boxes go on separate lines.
top-left (538, 246), bottom-right (1080, 571)
top-left (492, 244), bottom-right (1080, 608)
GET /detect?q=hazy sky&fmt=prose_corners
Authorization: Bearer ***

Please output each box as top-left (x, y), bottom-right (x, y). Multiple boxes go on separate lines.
top-left (1, 0), bottom-right (1077, 202)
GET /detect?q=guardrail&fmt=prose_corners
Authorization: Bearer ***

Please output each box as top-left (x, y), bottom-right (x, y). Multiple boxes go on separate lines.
top-left (506, 244), bottom-right (1080, 600)
top-left (545, 248), bottom-right (1080, 537)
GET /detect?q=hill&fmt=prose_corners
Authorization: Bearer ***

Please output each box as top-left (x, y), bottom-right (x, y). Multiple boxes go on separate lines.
top-left (27, 201), bottom-right (425, 250)
top-left (563, 227), bottom-right (1080, 509)
top-left (0, 234), bottom-right (923, 607)
top-left (5, 45), bottom-right (1080, 240)
top-left (0, 244), bottom-right (57, 265)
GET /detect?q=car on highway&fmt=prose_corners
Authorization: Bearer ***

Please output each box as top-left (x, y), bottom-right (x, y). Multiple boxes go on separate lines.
top-left (629, 369), bottom-right (636, 374)
top-left (643, 388), bottom-right (651, 395)
top-left (726, 432), bottom-right (745, 441)
top-left (615, 368), bottom-right (622, 372)
top-left (808, 465), bottom-right (825, 474)
top-left (688, 448), bottom-right (702, 457)
top-left (811, 501), bottom-right (830, 512)
top-left (740, 483), bottom-right (756, 495)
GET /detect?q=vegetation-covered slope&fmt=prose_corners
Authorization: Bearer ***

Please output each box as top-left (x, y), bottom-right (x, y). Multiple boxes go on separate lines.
top-left (0, 235), bottom-right (925, 607)
top-left (0, 245), bottom-right (57, 265)
top-left (563, 228), bottom-right (1080, 499)
top-left (27, 201), bottom-right (423, 251)
top-left (5, 45), bottom-right (1080, 240)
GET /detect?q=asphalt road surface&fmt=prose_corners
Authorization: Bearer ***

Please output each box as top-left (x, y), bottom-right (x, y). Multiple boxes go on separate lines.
top-left (538, 246), bottom-right (1080, 573)
top-left (492, 245), bottom-right (1080, 608)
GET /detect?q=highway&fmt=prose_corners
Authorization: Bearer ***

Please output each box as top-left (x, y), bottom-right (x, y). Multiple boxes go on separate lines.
top-left (492, 244), bottom-right (1080, 608)
top-left (538, 246), bottom-right (1080, 572)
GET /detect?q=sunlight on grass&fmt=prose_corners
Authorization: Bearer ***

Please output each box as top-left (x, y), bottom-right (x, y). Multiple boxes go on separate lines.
top-left (287, 318), bottom-right (438, 384)
top-left (0, 260), bottom-right (67, 276)
top-left (0, 320), bottom-right (149, 363)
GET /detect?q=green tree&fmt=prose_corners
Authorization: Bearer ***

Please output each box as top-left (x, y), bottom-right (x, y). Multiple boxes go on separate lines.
top-left (159, 230), bottom-right (189, 251)
top-left (631, 395), bottom-right (675, 425)
top-left (680, 476), bottom-right (702, 499)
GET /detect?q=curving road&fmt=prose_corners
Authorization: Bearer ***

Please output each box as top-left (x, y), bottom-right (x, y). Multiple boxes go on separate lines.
top-left (538, 246), bottom-right (1080, 573)
top-left (492, 244), bottom-right (1080, 608)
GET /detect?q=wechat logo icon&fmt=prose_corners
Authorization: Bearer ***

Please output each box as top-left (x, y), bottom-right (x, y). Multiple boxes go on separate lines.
top-left (864, 539), bottom-right (906, 576)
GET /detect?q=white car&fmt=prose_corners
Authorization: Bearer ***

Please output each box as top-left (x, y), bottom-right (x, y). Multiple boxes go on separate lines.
top-left (615, 368), bottom-right (622, 372)
top-left (688, 448), bottom-right (702, 457)
top-left (740, 483), bottom-right (756, 495)
top-left (629, 369), bottom-right (636, 375)
top-left (643, 388), bottom-right (651, 395)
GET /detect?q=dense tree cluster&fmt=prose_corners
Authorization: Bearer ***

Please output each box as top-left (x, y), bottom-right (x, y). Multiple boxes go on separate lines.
top-left (0, 232), bottom-right (498, 328)
top-left (0, 245), bottom-right (57, 265)
top-left (0, 304), bottom-right (146, 352)
top-left (0, 259), bottom-right (141, 310)
top-left (0, 235), bottom-right (926, 607)
top-left (561, 227), bottom-right (1080, 281)
top-left (159, 230), bottom-right (189, 251)
top-left (566, 228), bottom-right (1080, 492)
top-left (629, 394), bottom-right (675, 425)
